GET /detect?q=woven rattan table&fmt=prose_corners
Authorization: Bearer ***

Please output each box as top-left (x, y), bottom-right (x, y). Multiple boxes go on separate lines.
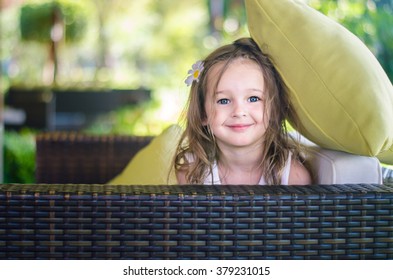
top-left (1, 183), bottom-right (392, 259)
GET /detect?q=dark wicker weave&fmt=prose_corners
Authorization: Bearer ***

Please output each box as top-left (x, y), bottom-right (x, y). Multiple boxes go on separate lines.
top-left (1, 183), bottom-right (392, 260)
top-left (35, 132), bottom-right (153, 184)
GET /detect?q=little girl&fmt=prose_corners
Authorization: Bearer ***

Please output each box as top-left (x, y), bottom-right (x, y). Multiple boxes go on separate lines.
top-left (174, 38), bottom-right (311, 185)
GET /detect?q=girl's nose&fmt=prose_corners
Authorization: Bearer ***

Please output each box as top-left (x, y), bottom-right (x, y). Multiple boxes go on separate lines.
top-left (232, 102), bottom-right (247, 117)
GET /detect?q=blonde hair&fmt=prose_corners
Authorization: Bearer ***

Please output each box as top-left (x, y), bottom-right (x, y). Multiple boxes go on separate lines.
top-left (174, 37), bottom-right (303, 185)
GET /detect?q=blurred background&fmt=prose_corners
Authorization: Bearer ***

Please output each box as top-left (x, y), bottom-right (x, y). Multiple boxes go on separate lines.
top-left (1, 0), bottom-right (392, 183)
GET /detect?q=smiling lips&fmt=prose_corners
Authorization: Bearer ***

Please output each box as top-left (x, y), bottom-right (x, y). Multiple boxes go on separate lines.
top-left (227, 124), bottom-right (253, 131)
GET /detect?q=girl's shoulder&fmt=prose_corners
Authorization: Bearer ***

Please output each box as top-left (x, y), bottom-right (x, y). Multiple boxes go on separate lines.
top-left (288, 158), bottom-right (312, 185)
top-left (176, 152), bottom-right (198, 184)
top-left (176, 169), bottom-right (187, 184)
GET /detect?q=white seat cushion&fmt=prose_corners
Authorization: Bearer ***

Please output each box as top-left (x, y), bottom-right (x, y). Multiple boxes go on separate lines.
top-left (306, 146), bottom-right (382, 184)
top-left (293, 133), bottom-right (382, 184)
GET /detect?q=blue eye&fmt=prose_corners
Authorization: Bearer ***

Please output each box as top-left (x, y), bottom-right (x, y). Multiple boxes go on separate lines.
top-left (217, 98), bottom-right (230, 105)
top-left (248, 96), bottom-right (261, 102)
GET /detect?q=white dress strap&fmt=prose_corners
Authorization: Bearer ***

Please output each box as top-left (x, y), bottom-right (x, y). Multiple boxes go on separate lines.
top-left (204, 162), bottom-right (221, 185)
top-left (280, 151), bottom-right (292, 185)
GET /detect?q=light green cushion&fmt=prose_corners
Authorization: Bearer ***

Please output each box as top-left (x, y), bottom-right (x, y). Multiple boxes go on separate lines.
top-left (246, 0), bottom-right (393, 164)
top-left (108, 125), bottom-right (182, 185)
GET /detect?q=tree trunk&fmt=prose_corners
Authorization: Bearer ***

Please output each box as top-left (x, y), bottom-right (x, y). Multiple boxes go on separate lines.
top-left (43, 6), bottom-right (63, 85)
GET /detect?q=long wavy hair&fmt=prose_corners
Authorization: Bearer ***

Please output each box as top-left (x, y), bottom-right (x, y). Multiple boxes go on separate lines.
top-left (174, 37), bottom-right (304, 185)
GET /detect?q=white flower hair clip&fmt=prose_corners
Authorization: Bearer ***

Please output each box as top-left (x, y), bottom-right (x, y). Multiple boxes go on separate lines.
top-left (185, 60), bottom-right (204, 86)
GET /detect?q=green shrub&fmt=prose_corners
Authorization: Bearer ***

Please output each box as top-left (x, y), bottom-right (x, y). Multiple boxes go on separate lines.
top-left (20, 0), bottom-right (88, 43)
top-left (3, 130), bottom-right (36, 183)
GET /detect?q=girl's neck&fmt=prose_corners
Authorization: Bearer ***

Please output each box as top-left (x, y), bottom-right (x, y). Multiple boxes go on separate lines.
top-left (217, 144), bottom-right (264, 184)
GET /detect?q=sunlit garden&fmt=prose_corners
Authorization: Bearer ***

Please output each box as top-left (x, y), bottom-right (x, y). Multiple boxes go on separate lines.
top-left (1, 0), bottom-right (393, 183)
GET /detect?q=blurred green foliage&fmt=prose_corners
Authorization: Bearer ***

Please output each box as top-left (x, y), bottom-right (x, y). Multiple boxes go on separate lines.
top-left (3, 130), bottom-right (36, 183)
top-left (309, 0), bottom-right (393, 81)
top-left (2, 0), bottom-right (391, 92)
top-left (20, 0), bottom-right (88, 43)
top-left (84, 101), bottom-right (173, 136)
top-left (1, 0), bottom-right (215, 92)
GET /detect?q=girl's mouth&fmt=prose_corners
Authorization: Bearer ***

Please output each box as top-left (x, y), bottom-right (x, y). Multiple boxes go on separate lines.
top-left (227, 124), bottom-right (252, 131)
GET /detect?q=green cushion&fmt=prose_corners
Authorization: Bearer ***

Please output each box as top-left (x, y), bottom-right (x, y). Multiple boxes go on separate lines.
top-left (108, 125), bottom-right (181, 185)
top-left (246, 0), bottom-right (393, 164)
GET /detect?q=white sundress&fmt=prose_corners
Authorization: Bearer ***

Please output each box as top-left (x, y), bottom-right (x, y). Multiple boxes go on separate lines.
top-left (203, 152), bottom-right (292, 185)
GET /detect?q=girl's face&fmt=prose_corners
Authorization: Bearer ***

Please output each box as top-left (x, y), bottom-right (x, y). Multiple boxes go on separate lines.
top-left (204, 58), bottom-right (270, 150)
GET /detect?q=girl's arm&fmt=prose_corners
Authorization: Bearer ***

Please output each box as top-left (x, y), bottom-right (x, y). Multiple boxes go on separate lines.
top-left (288, 160), bottom-right (312, 185)
top-left (176, 170), bottom-right (187, 184)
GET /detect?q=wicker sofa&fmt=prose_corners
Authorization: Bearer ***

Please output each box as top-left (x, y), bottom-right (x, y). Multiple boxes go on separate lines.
top-left (35, 132), bottom-right (154, 184)
top-left (1, 132), bottom-right (392, 260)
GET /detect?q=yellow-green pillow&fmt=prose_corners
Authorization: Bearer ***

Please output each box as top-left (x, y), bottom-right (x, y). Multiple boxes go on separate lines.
top-left (108, 125), bottom-right (182, 185)
top-left (246, 0), bottom-right (393, 164)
